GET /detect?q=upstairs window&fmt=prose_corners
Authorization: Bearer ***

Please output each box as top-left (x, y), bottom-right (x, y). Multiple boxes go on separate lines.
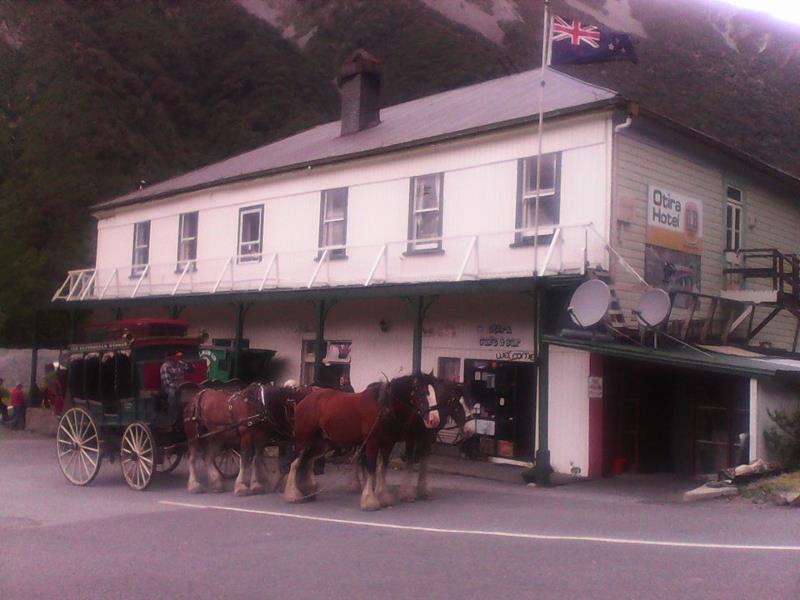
top-left (319, 188), bottom-right (348, 257)
top-left (238, 205), bottom-right (263, 263)
top-left (131, 221), bottom-right (150, 276)
top-left (177, 211), bottom-right (198, 271)
top-left (725, 186), bottom-right (743, 251)
top-left (408, 173), bottom-right (443, 252)
top-left (515, 153), bottom-right (561, 244)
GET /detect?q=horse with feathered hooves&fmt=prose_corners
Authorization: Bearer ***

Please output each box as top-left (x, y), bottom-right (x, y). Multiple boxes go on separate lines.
top-left (396, 374), bottom-right (477, 501)
top-left (182, 383), bottom-right (304, 496)
top-left (283, 375), bottom-right (438, 511)
top-left (345, 374), bottom-right (477, 502)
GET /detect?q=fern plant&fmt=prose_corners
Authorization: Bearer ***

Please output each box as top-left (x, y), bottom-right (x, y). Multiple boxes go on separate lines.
top-left (764, 409), bottom-right (800, 471)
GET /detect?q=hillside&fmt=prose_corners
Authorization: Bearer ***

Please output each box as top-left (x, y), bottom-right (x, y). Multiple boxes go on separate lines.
top-left (0, 0), bottom-right (798, 345)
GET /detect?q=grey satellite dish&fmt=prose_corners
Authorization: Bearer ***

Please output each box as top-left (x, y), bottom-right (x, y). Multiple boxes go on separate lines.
top-left (567, 279), bottom-right (611, 327)
top-left (634, 289), bottom-right (671, 327)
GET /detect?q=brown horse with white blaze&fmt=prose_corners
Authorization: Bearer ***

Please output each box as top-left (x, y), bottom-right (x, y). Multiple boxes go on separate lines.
top-left (346, 374), bottom-right (477, 501)
top-left (183, 383), bottom-right (299, 496)
top-left (397, 374), bottom-right (477, 501)
top-left (284, 375), bottom-right (438, 511)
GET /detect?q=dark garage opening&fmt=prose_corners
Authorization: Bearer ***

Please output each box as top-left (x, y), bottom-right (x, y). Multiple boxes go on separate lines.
top-left (603, 358), bottom-right (749, 477)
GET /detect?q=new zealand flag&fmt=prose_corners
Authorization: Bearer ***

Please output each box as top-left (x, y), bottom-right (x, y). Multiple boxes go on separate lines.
top-left (550, 15), bottom-right (638, 65)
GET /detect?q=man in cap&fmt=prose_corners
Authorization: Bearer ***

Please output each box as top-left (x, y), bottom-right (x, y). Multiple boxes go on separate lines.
top-left (160, 351), bottom-right (193, 427)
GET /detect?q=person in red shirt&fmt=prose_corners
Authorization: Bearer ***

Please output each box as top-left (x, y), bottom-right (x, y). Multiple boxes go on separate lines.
top-left (10, 383), bottom-right (25, 430)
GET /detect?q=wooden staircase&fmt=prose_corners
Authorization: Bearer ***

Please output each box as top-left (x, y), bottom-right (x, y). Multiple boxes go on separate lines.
top-left (723, 249), bottom-right (800, 351)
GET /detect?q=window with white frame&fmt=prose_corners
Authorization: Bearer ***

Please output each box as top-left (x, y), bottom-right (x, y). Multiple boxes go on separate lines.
top-left (238, 205), bottom-right (263, 262)
top-left (408, 173), bottom-right (443, 252)
top-left (516, 153), bottom-right (560, 243)
top-left (177, 211), bottom-right (198, 270)
top-left (131, 221), bottom-right (150, 276)
top-left (319, 188), bottom-right (348, 257)
top-left (725, 186), bottom-right (743, 251)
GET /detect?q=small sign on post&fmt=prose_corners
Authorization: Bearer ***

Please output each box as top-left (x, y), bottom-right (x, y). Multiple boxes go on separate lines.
top-left (588, 376), bottom-right (603, 399)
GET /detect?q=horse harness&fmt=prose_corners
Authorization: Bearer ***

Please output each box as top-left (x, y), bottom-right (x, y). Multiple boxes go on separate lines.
top-left (184, 384), bottom-right (293, 443)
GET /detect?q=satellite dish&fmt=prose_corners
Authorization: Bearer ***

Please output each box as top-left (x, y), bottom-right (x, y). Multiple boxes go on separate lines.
top-left (567, 279), bottom-right (611, 327)
top-left (634, 289), bottom-right (671, 327)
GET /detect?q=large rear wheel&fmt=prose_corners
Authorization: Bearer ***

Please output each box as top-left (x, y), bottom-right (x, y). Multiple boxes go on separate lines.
top-left (120, 422), bottom-right (156, 490)
top-left (214, 448), bottom-right (241, 479)
top-left (157, 447), bottom-right (183, 474)
top-left (56, 408), bottom-right (102, 486)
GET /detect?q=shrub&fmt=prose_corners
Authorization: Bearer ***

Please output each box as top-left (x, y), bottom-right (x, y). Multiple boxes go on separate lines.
top-left (764, 409), bottom-right (800, 470)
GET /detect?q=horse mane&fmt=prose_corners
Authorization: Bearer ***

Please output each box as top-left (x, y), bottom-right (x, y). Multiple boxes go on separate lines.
top-left (365, 379), bottom-right (394, 406)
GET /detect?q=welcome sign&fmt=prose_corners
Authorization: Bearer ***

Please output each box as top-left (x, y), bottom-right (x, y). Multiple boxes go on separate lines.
top-left (646, 185), bottom-right (703, 255)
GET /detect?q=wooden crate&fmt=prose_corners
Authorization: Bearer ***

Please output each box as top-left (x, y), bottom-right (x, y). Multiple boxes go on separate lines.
top-left (496, 439), bottom-right (514, 458)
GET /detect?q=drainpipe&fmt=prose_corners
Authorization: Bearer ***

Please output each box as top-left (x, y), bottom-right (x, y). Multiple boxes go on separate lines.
top-left (614, 116), bottom-right (632, 134)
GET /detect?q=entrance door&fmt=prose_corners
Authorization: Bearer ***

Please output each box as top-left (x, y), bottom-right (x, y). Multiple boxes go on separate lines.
top-left (464, 360), bottom-right (536, 459)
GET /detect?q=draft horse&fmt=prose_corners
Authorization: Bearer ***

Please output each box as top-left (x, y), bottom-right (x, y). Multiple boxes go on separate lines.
top-left (346, 375), bottom-right (477, 501)
top-left (182, 383), bottom-right (298, 496)
top-left (284, 375), bottom-right (439, 511)
top-left (396, 375), bottom-right (477, 501)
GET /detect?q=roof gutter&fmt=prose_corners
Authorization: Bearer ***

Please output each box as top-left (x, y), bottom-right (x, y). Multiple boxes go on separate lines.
top-left (542, 334), bottom-right (780, 378)
top-left (92, 98), bottom-right (623, 216)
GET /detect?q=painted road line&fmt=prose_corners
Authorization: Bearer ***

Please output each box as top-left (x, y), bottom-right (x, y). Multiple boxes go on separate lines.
top-left (159, 500), bottom-right (800, 552)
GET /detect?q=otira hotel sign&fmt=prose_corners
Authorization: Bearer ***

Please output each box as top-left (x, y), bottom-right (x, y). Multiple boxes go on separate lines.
top-left (647, 185), bottom-right (703, 255)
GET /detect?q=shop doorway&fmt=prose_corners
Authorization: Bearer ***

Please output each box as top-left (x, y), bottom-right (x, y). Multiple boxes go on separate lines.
top-left (464, 360), bottom-right (536, 460)
top-left (300, 340), bottom-right (351, 388)
top-left (604, 358), bottom-right (749, 476)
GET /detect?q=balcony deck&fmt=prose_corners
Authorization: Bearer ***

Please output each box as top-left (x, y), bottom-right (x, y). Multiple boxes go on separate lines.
top-left (53, 224), bottom-right (615, 304)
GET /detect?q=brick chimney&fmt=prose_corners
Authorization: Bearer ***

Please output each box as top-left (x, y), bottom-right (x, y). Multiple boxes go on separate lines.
top-left (337, 49), bottom-right (382, 136)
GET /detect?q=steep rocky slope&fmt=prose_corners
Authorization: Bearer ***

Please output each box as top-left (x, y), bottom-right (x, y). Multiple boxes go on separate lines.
top-left (0, 0), bottom-right (798, 344)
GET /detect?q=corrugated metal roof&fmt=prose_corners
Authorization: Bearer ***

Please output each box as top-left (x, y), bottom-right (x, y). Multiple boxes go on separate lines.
top-left (95, 68), bottom-right (619, 211)
top-left (543, 334), bottom-right (799, 378)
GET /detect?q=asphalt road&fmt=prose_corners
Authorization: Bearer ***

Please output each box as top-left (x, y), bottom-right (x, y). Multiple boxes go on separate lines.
top-left (2, 431), bottom-right (799, 600)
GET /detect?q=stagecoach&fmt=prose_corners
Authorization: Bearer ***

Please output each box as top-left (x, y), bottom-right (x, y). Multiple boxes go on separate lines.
top-left (56, 319), bottom-right (211, 490)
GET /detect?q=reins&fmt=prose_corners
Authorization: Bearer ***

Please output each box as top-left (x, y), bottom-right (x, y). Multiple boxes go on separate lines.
top-left (185, 384), bottom-right (292, 443)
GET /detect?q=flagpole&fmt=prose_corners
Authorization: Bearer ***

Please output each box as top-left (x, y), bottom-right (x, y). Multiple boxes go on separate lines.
top-left (533, 0), bottom-right (550, 275)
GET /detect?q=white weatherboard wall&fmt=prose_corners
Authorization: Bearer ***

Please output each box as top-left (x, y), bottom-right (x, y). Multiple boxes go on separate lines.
top-left (548, 346), bottom-right (590, 475)
top-left (613, 128), bottom-right (800, 350)
top-left (92, 112), bottom-right (612, 290)
top-left (613, 130), bottom-right (724, 315)
top-left (739, 183), bottom-right (800, 351)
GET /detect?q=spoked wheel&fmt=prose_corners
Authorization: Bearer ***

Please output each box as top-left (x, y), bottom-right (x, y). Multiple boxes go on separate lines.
top-left (214, 448), bottom-right (241, 479)
top-left (156, 447), bottom-right (184, 474)
top-left (120, 422), bottom-right (156, 490)
top-left (56, 407), bottom-right (102, 486)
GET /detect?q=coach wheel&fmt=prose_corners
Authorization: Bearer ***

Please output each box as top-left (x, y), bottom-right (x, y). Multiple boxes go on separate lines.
top-left (157, 447), bottom-right (183, 474)
top-left (56, 407), bottom-right (102, 486)
top-left (120, 422), bottom-right (156, 490)
top-left (214, 448), bottom-right (241, 479)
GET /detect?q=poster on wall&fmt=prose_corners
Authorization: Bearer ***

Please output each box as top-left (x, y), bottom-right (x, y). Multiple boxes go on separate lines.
top-left (646, 185), bottom-right (703, 255)
top-left (645, 244), bottom-right (701, 304)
